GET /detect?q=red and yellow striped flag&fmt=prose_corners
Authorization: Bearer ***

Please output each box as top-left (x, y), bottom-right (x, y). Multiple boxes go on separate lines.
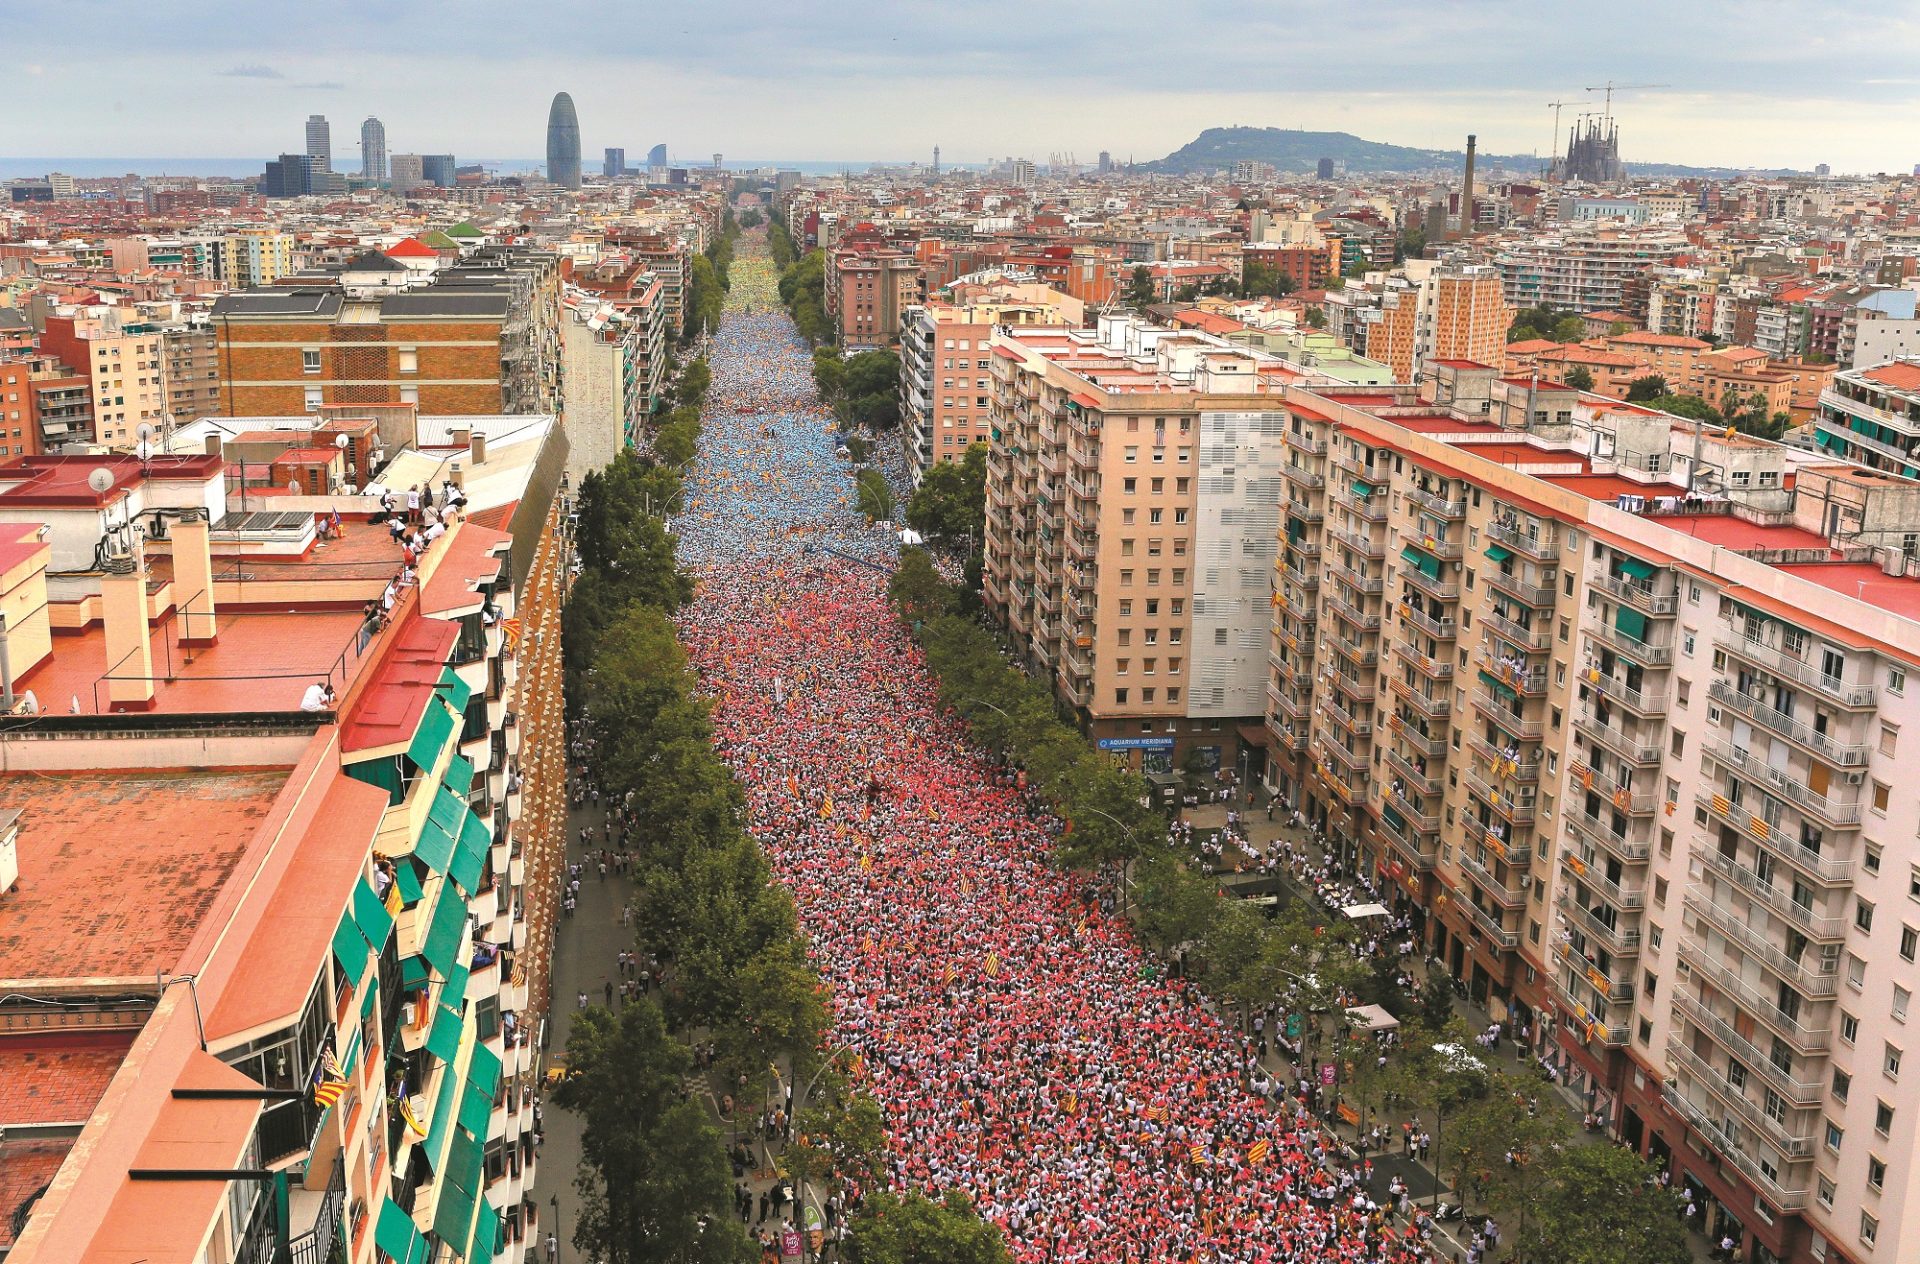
top-left (1189, 1143), bottom-right (1207, 1165)
top-left (1247, 1138), bottom-right (1271, 1164)
top-left (984, 952), bottom-right (1001, 979)
top-left (311, 1049), bottom-right (348, 1110)
top-left (1061, 1092), bottom-right (1078, 1116)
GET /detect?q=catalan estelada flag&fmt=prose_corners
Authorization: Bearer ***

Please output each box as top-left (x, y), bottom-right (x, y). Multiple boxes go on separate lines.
top-left (1189, 1143), bottom-right (1207, 1165)
top-left (984, 952), bottom-right (1001, 978)
top-left (311, 1049), bottom-right (348, 1110)
top-left (1061, 1092), bottom-right (1078, 1116)
top-left (942, 963), bottom-right (958, 986)
top-left (1247, 1138), bottom-right (1271, 1164)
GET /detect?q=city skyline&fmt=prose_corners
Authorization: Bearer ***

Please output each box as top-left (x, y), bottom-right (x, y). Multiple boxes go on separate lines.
top-left (5, 0), bottom-right (1918, 173)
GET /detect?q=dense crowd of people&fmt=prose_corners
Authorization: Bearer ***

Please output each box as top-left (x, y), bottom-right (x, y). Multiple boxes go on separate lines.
top-left (660, 224), bottom-right (1434, 1262)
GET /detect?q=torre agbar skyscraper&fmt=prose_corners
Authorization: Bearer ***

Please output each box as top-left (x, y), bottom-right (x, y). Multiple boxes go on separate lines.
top-left (546, 91), bottom-right (582, 188)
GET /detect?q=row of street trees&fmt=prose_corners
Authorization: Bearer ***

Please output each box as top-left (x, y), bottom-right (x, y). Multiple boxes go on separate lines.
top-left (559, 452), bottom-right (1012, 1262)
top-left (811, 347), bottom-right (901, 430)
top-left (888, 547), bottom-right (1690, 1264)
top-left (684, 208), bottom-right (740, 343)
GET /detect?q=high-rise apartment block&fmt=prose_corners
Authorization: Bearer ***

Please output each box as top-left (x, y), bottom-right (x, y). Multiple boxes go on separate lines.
top-left (899, 291), bottom-right (1075, 482)
top-left (218, 229), bottom-right (296, 288)
top-left (603, 147), bottom-right (625, 178)
top-left (38, 312), bottom-right (167, 448)
top-left (1363, 264), bottom-right (1511, 385)
top-left (390, 153), bottom-right (426, 194)
top-left (306, 113), bottom-right (332, 169)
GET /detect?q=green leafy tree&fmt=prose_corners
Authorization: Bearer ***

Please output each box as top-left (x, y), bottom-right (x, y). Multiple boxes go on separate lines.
top-left (1446, 1070), bottom-right (1571, 1228)
top-left (686, 254), bottom-right (725, 341)
top-left (1125, 265), bottom-right (1155, 307)
top-left (906, 443), bottom-right (988, 550)
top-left (1562, 365), bottom-right (1595, 392)
top-left (737, 207), bottom-right (765, 229)
top-left (1648, 393), bottom-right (1723, 424)
top-left (676, 358), bottom-right (712, 407)
top-left (855, 468), bottom-right (897, 521)
top-left (1525, 1144), bottom-right (1691, 1264)
top-left (1304, 307), bottom-right (1327, 330)
top-left (1608, 320), bottom-right (1632, 336)
top-left (1378, 1019), bottom-right (1492, 1207)
top-left (812, 346), bottom-right (848, 402)
top-left (1719, 386), bottom-right (1790, 440)
top-left (556, 1000), bottom-right (758, 1264)
top-left (1131, 855), bottom-right (1222, 953)
top-left (847, 1191), bottom-right (1012, 1264)
top-left (1624, 374), bottom-right (1669, 402)
top-left (838, 349), bottom-right (903, 430)
top-left (1549, 314), bottom-right (1588, 343)
top-left (1239, 260), bottom-right (1297, 299)
top-left (790, 1070), bottom-right (888, 1200)
top-left (888, 547), bottom-right (958, 627)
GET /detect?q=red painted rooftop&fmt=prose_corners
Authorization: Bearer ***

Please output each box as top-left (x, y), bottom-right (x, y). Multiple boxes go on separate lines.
top-left (420, 521), bottom-right (509, 615)
top-left (1657, 515), bottom-right (1839, 554)
top-left (338, 613), bottom-right (460, 753)
top-left (384, 236), bottom-right (438, 259)
top-left (1774, 562), bottom-right (1920, 620)
top-left (0, 769), bottom-right (286, 982)
top-left (0, 454), bottom-right (221, 508)
top-left (0, 1034), bottom-right (135, 1127)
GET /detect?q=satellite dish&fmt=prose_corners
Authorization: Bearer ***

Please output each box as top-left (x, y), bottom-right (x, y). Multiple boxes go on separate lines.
top-left (336, 434), bottom-right (351, 449)
top-left (136, 422), bottom-right (153, 442)
top-left (87, 467), bottom-right (115, 494)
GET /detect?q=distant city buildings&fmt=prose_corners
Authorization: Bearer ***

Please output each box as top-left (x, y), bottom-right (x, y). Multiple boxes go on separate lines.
top-left (305, 113), bottom-right (331, 170)
top-left (604, 147), bottom-right (625, 178)
top-left (361, 115), bottom-right (387, 182)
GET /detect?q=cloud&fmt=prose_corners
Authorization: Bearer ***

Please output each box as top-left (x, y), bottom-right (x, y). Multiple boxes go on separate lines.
top-left (219, 62), bottom-right (284, 79)
top-left (295, 81), bottom-right (345, 90)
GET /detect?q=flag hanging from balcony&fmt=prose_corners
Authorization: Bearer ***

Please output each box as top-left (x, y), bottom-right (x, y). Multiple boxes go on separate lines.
top-left (312, 1048), bottom-right (348, 1110)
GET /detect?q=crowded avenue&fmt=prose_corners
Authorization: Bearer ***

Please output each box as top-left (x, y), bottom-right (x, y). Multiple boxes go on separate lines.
top-left (589, 224), bottom-right (1440, 1263)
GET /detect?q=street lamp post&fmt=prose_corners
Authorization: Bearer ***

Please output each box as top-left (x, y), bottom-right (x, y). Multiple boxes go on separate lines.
top-left (548, 1193), bottom-right (561, 1264)
top-left (771, 1044), bottom-right (856, 1264)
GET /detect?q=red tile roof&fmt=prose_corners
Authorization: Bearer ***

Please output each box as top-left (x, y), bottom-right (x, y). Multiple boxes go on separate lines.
top-left (384, 236), bottom-right (438, 259)
top-left (0, 769), bottom-right (287, 982)
top-left (1864, 362), bottom-right (1920, 391)
top-left (0, 1035), bottom-right (134, 1126)
top-left (420, 521), bottom-right (509, 615)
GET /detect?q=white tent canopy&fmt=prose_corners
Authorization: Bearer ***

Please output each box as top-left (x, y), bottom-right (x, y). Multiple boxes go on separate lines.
top-left (1346, 1003), bottom-right (1399, 1033)
top-left (1341, 902), bottom-right (1390, 920)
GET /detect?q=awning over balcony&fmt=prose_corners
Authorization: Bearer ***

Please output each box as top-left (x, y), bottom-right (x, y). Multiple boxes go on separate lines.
top-left (442, 752), bottom-right (476, 796)
top-left (1400, 546), bottom-right (1442, 579)
top-left (376, 1197), bottom-right (430, 1264)
top-left (1615, 607), bottom-right (1650, 643)
top-left (424, 962), bottom-right (471, 1064)
top-left (1478, 670), bottom-right (1518, 701)
top-left (406, 697), bottom-right (457, 772)
top-left (435, 667), bottom-right (473, 714)
top-left (1484, 543), bottom-right (1513, 563)
top-left (1617, 556), bottom-right (1657, 580)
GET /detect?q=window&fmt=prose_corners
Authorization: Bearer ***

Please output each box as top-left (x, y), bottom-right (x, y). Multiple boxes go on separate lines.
top-left (1833, 1069), bottom-right (1851, 1101)
top-left (303, 386), bottom-right (323, 412)
top-left (301, 349), bottom-right (321, 374)
top-left (1881, 724), bottom-right (1899, 756)
top-left (1140, 687), bottom-right (1155, 702)
top-left (1900, 987), bottom-right (1915, 1022)
top-left (1849, 954), bottom-right (1867, 988)
top-left (1874, 782), bottom-right (1891, 814)
top-left (1868, 1156), bottom-right (1886, 1189)
top-left (1877, 1101), bottom-right (1895, 1134)
top-left (1825, 1120), bottom-right (1844, 1153)
top-left (1891, 667), bottom-right (1906, 696)
top-left (1114, 688), bottom-right (1128, 705)
top-left (1818, 1176), bottom-right (1837, 1209)
top-left (398, 347), bottom-right (419, 374)
top-left (1167, 687), bottom-right (1180, 702)
top-left (1842, 1012), bottom-right (1860, 1044)
top-left (1903, 926), bottom-right (1917, 963)
top-left (1884, 1043), bottom-right (1902, 1078)
top-left (1683, 629), bottom-right (1696, 656)
top-left (1116, 659), bottom-right (1130, 675)
top-left (1861, 1212), bottom-right (1878, 1246)
top-left (1857, 900), bottom-right (1876, 933)
top-left (1124, 446), bottom-right (1138, 463)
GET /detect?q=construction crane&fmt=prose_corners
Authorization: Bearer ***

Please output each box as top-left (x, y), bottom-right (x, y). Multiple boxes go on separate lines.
top-left (1546, 100), bottom-right (1573, 161)
top-left (1586, 81), bottom-right (1671, 117)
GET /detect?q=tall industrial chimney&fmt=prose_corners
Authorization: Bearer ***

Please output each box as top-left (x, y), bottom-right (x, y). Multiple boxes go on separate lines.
top-left (1461, 134), bottom-right (1477, 236)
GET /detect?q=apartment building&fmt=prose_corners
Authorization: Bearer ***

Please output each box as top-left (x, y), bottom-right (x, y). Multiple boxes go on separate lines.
top-left (161, 318), bottom-right (222, 424)
top-left (836, 250), bottom-right (923, 349)
top-left (983, 317), bottom-right (1308, 776)
top-left (899, 290), bottom-right (1075, 482)
top-left (38, 312), bottom-right (167, 448)
top-left (219, 230), bottom-right (297, 288)
top-left (1363, 265), bottom-right (1511, 384)
top-left (601, 229), bottom-right (690, 338)
top-left (1493, 229), bottom-right (1690, 314)
top-left (1812, 360), bottom-right (1920, 476)
top-left (0, 423), bottom-right (567, 1263)
top-left (1252, 354), bottom-right (1920, 1264)
top-left (560, 284), bottom-right (663, 480)
top-left (212, 248), bottom-right (562, 417)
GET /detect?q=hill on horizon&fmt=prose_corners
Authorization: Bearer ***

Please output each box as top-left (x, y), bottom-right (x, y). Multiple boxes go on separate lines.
top-left (1143, 126), bottom-right (1796, 179)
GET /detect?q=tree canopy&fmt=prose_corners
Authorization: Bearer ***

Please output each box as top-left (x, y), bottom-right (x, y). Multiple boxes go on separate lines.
top-left (846, 1191), bottom-right (1012, 1264)
top-left (905, 443), bottom-right (988, 550)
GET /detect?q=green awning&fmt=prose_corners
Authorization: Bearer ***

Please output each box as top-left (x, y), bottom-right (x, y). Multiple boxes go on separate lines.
top-left (468, 1201), bottom-right (502, 1264)
top-left (330, 916), bottom-right (365, 978)
top-left (1618, 557), bottom-right (1657, 580)
top-left (428, 780), bottom-right (469, 836)
top-left (414, 815), bottom-right (457, 875)
top-left (395, 860), bottom-right (424, 906)
top-left (1351, 479), bottom-right (1375, 498)
top-left (432, 1140), bottom-right (483, 1247)
top-left (457, 1075), bottom-right (494, 1135)
top-left (445, 1122), bottom-right (485, 1201)
top-left (1287, 516), bottom-right (1305, 542)
top-left (345, 754), bottom-right (405, 806)
top-left (424, 962), bottom-right (470, 1064)
top-left (435, 668), bottom-right (473, 715)
top-left (1484, 543), bottom-right (1513, 563)
top-left (361, 974), bottom-right (381, 1020)
top-left (1615, 607), bottom-right (1650, 642)
top-left (420, 881), bottom-right (469, 978)
top-left (448, 818), bottom-right (487, 896)
top-left (406, 698), bottom-right (456, 772)
top-left (1399, 546), bottom-right (1441, 579)
top-left (442, 753), bottom-right (475, 796)
top-left (466, 1041), bottom-right (502, 1099)
top-left (375, 1197), bottom-right (428, 1264)
top-left (1478, 670), bottom-right (1517, 701)
top-left (401, 954), bottom-right (430, 990)
top-left (1382, 805), bottom-right (1407, 833)
top-left (423, 1057), bottom-right (464, 1171)
top-left (352, 876), bottom-right (394, 953)
top-left (461, 808), bottom-right (493, 855)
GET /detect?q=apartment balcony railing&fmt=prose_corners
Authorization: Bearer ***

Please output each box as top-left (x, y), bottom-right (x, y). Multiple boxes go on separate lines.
top-left (1590, 572), bottom-right (1679, 615)
top-left (1333, 528), bottom-right (1385, 559)
top-left (1685, 889), bottom-right (1840, 996)
top-left (1679, 946), bottom-right (1832, 1054)
top-left (1461, 815), bottom-right (1532, 866)
top-left (1324, 590), bottom-right (1381, 630)
top-left (1560, 849), bottom-right (1645, 908)
top-left (1398, 566), bottom-right (1460, 602)
top-left (1388, 675), bottom-right (1452, 719)
top-left (1328, 632), bottom-right (1378, 667)
top-left (1330, 671), bottom-right (1377, 703)
top-left (1280, 464), bottom-right (1328, 493)
top-left (1471, 689), bottom-right (1542, 737)
top-left (1385, 713), bottom-right (1447, 757)
top-left (1695, 845), bottom-right (1848, 940)
top-left (1565, 810), bottom-right (1651, 861)
top-left (1484, 569), bottom-right (1558, 607)
top-left (1592, 620), bottom-right (1675, 665)
top-left (1480, 609), bottom-right (1553, 652)
top-left (1575, 712), bottom-right (1664, 765)
top-left (1396, 601), bottom-right (1457, 640)
top-left (1703, 739), bottom-right (1863, 828)
top-left (1696, 792), bottom-right (1853, 884)
top-left (1716, 624), bottom-right (1878, 708)
top-left (1465, 768), bottom-right (1537, 822)
top-left (1672, 991), bottom-right (1825, 1106)
top-left (1384, 746), bottom-right (1441, 796)
top-left (1330, 563), bottom-right (1386, 595)
top-left (1486, 521), bottom-right (1559, 561)
top-left (1458, 851), bottom-right (1527, 908)
top-left (1559, 893), bottom-right (1643, 954)
top-left (1478, 650), bottom-right (1548, 694)
top-left (1584, 668), bottom-right (1667, 715)
top-left (1322, 691), bottom-right (1372, 736)
top-left (1386, 787), bottom-right (1440, 834)
top-left (1465, 897), bottom-right (1521, 948)
top-left (1568, 762), bottom-right (1658, 815)
top-left (1285, 431), bottom-right (1329, 455)
top-left (1284, 495), bottom-right (1326, 522)
top-left (1658, 1086), bottom-right (1810, 1210)
top-left (1395, 643), bottom-right (1453, 682)
top-left (1707, 680), bottom-right (1869, 767)
top-left (1466, 734), bottom-right (1539, 782)
top-left (1406, 487), bottom-right (1467, 519)
top-left (1666, 1041), bottom-right (1817, 1159)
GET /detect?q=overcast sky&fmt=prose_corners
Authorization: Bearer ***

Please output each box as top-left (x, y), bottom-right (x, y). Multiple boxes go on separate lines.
top-left (7, 0), bottom-right (1918, 173)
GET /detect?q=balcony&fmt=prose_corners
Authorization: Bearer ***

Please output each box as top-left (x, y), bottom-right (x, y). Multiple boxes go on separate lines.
top-left (1340, 488), bottom-right (1389, 522)
top-left (1478, 650), bottom-right (1547, 694)
top-left (1330, 671), bottom-right (1377, 703)
top-left (1462, 815), bottom-right (1532, 865)
top-left (1397, 601), bottom-right (1457, 640)
top-left (1471, 689), bottom-right (1541, 737)
top-left (1591, 572), bottom-right (1678, 615)
top-left (1570, 763), bottom-right (1658, 815)
top-left (1328, 631), bottom-right (1378, 667)
top-left (1704, 740), bottom-right (1862, 829)
top-left (1484, 568), bottom-right (1557, 608)
top-left (1672, 992), bottom-right (1824, 1107)
top-left (1576, 712), bottom-right (1663, 765)
top-left (1685, 890), bottom-right (1839, 997)
top-left (1386, 787), bottom-right (1440, 834)
top-left (1284, 495), bottom-right (1326, 524)
top-left (1486, 521), bottom-right (1559, 561)
top-left (1585, 669), bottom-right (1667, 715)
top-left (1696, 792), bottom-right (1853, 884)
top-left (1324, 733), bottom-right (1368, 771)
top-left (1658, 1086), bottom-right (1810, 1210)
top-left (1560, 894), bottom-right (1642, 954)
top-left (1324, 591), bottom-right (1381, 630)
top-left (1285, 430), bottom-right (1330, 455)
top-left (1588, 620), bottom-right (1673, 667)
top-left (1716, 626), bottom-right (1878, 709)
top-left (1707, 680), bottom-right (1869, 767)
top-left (1333, 527), bottom-right (1385, 559)
top-left (1280, 463), bottom-right (1327, 490)
top-left (1399, 566), bottom-right (1460, 602)
top-left (1480, 609), bottom-right (1552, 652)
top-left (1695, 846), bottom-right (1847, 940)
top-left (1384, 746), bottom-right (1441, 796)
top-left (1464, 897), bottom-right (1521, 948)
top-left (1565, 810), bottom-right (1651, 861)
top-left (1283, 563), bottom-right (1321, 591)
top-left (1270, 687), bottom-right (1308, 721)
top-left (1407, 487), bottom-right (1467, 519)
top-left (1680, 947), bottom-right (1832, 1054)
top-left (1381, 824), bottom-right (1438, 871)
top-left (1465, 768), bottom-right (1537, 822)
top-left (1388, 675), bottom-right (1451, 719)
top-left (1459, 851), bottom-right (1527, 908)
top-left (1322, 692), bottom-right (1372, 735)
top-left (1329, 562), bottom-right (1385, 595)
top-left (1467, 734), bottom-right (1539, 781)
top-left (1385, 713), bottom-right (1447, 756)
top-left (1560, 850), bottom-right (1645, 908)
top-left (1666, 1041), bottom-right (1816, 1159)
top-left (1560, 949), bottom-right (1635, 1004)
